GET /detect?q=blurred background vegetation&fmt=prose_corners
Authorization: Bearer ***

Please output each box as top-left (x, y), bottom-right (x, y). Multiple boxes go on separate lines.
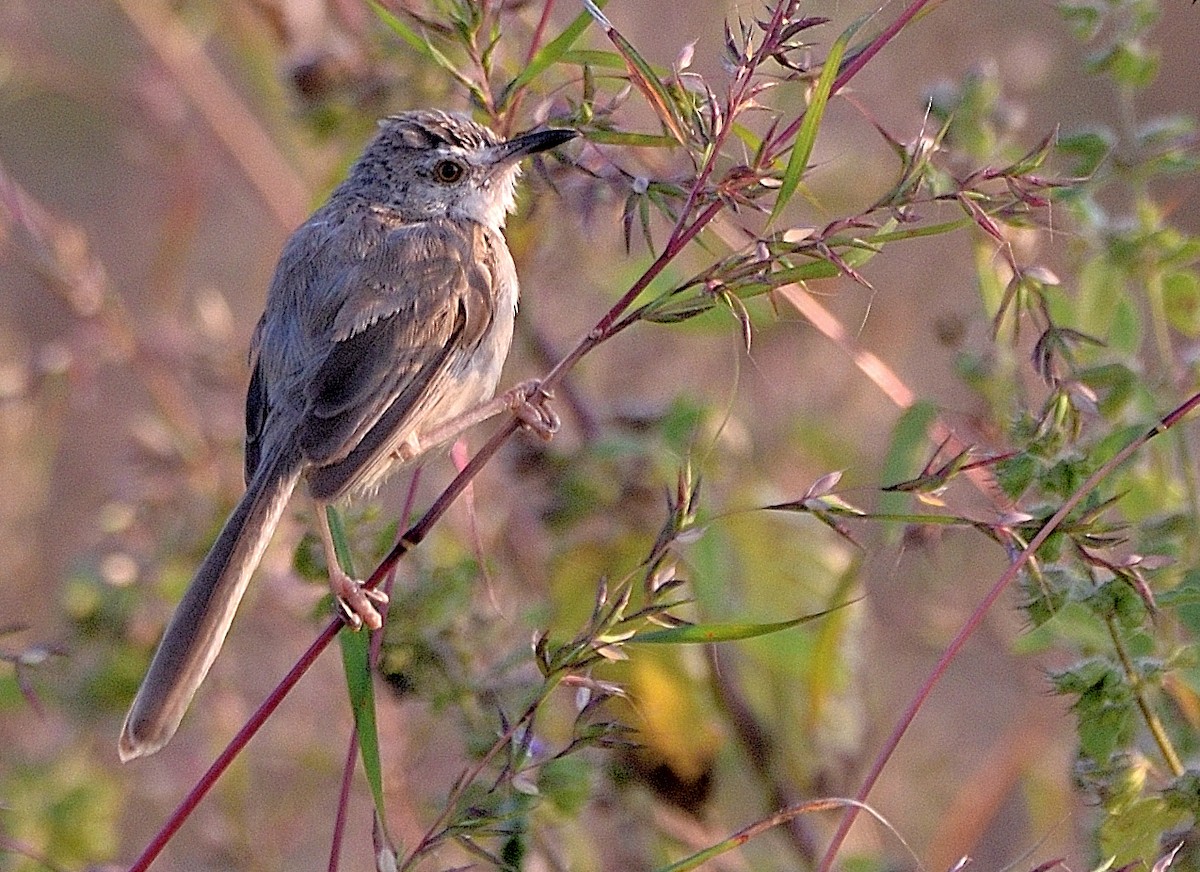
top-left (2, 0), bottom-right (1200, 870)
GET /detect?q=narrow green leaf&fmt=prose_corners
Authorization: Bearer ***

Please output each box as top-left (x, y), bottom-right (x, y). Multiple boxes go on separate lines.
top-left (729, 122), bottom-right (766, 160)
top-left (768, 20), bottom-right (855, 226)
top-left (559, 48), bottom-right (629, 70)
top-left (369, 1), bottom-right (434, 59)
top-left (878, 401), bottom-right (939, 540)
top-left (640, 291), bottom-right (717, 324)
top-left (847, 216), bottom-right (963, 247)
top-left (597, 17), bottom-right (688, 144)
top-left (585, 130), bottom-right (682, 147)
top-left (327, 507), bottom-right (388, 837)
top-left (631, 601), bottom-right (856, 645)
top-left (509, 1), bottom-right (608, 94)
top-left (1163, 270), bottom-right (1200, 337)
top-left (369, 0), bottom-right (470, 88)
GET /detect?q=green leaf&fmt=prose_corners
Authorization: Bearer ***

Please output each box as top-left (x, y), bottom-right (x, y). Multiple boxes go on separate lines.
top-left (1076, 255), bottom-right (1143, 353)
top-left (558, 48), bottom-right (628, 70)
top-left (1160, 571), bottom-right (1200, 611)
top-left (995, 452), bottom-right (1038, 501)
top-left (730, 122), bottom-right (766, 163)
top-left (768, 21), bottom-right (854, 226)
top-left (538, 756), bottom-right (593, 815)
top-left (369, 1), bottom-right (433, 58)
top-left (1055, 658), bottom-right (1135, 763)
top-left (1088, 41), bottom-right (1161, 91)
top-left (1059, 2), bottom-right (1103, 41)
top-left (584, 130), bottom-right (682, 148)
top-left (1079, 362), bottom-right (1138, 418)
top-left (1098, 798), bottom-right (1189, 866)
top-left (630, 601), bottom-right (856, 645)
top-left (326, 507), bottom-right (389, 839)
top-left (369, 1), bottom-right (471, 89)
top-left (642, 293), bottom-right (717, 324)
top-left (508, 2), bottom-right (608, 95)
top-left (1109, 295), bottom-right (1142, 355)
top-left (1056, 126), bottom-right (1114, 176)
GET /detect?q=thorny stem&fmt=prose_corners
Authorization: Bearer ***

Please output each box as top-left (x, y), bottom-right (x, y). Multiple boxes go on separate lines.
top-left (1105, 613), bottom-right (1186, 778)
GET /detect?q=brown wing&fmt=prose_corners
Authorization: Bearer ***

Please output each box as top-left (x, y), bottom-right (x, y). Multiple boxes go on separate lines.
top-left (296, 218), bottom-right (498, 501)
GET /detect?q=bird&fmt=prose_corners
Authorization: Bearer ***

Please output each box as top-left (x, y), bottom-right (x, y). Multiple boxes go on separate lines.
top-left (119, 110), bottom-right (576, 761)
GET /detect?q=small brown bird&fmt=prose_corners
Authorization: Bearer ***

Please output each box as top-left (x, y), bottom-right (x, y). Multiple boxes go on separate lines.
top-left (119, 110), bottom-right (576, 760)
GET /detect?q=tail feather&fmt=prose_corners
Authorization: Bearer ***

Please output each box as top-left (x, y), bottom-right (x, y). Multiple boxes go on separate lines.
top-left (119, 449), bottom-right (302, 761)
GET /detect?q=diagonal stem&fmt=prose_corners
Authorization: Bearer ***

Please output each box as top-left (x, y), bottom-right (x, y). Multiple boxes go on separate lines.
top-left (817, 390), bottom-right (1200, 871)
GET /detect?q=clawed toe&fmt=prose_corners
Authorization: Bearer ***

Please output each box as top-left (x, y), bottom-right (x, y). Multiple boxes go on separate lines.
top-left (506, 380), bottom-right (560, 441)
top-left (331, 569), bottom-right (387, 631)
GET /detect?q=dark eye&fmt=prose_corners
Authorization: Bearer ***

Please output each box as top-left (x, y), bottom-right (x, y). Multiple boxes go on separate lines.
top-left (433, 160), bottom-right (465, 183)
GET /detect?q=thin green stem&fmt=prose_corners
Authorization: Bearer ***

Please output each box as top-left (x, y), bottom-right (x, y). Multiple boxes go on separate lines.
top-left (1105, 613), bottom-right (1185, 777)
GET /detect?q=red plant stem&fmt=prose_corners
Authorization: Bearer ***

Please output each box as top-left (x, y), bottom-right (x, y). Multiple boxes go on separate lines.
top-left (126, 620), bottom-right (342, 872)
top-left (817, 391), bottom-right (1200, 871)
top-left (501, 0), bottom-right (557, 132)
top-left (525, 0), bottom-right (557, 65)
top-left (328, 733), bottom-right (359, 872)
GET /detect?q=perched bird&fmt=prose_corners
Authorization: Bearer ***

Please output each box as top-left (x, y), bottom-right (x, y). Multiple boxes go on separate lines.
top-left (119, 110), bottom-right (576, 760)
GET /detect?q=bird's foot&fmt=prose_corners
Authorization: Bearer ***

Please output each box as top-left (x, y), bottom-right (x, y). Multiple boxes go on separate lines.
top-left (504, 380), bottom-right (559, 441)
top-left (330, 568), bottom-right (388, 630)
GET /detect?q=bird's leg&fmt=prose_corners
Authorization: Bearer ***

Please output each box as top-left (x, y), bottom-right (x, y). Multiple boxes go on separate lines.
top-left (413, 380), bottom-right (560, 451)
top-left (316, 506), bottom-right (388, 630)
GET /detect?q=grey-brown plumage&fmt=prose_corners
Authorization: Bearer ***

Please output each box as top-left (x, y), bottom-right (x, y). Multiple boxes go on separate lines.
top-left (119, 111), bottom-right (575, 761)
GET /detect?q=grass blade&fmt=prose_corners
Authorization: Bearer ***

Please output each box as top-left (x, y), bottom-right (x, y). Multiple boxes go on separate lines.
top-left (768, 19), bottom-right (859, 226)
top-left (326, 507), bottom-right (389, 840)
top-left (509, 1), bottom-right (609, 94)
top-left (369, 1), bottom-right (434, 59)
top-left (631, 601), bottom-right (856, 645)
top-left (369, 1), bottom-right (472, 90)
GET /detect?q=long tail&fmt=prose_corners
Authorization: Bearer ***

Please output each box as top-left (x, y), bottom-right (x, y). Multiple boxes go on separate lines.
top-left (119, 449), bottom-right (302, 761)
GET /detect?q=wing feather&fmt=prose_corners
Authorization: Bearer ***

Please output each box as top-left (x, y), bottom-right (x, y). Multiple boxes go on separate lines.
top-left (245, 212), bottom-right (503, 503)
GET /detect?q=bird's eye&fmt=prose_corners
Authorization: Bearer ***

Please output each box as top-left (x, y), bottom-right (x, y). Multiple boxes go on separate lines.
top-left (433, 160), bottom-right (465, 183)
